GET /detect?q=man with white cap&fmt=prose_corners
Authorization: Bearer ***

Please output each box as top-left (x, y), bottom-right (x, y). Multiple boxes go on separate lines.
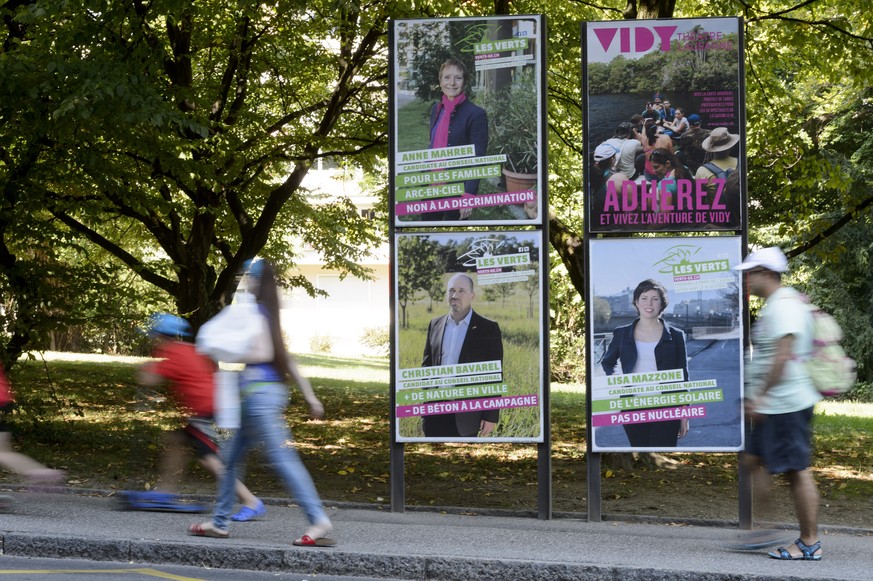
top-left (733, 247), bottom-right (822, 560)
top-left (591, 143), bottom-right (629, 213)
top-left (593, 142), bottom-right (619, 167)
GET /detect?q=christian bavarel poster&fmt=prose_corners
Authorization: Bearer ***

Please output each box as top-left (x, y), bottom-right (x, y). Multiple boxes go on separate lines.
top-left (393, 231), bottom-right (544, 443)
top-left (584, 18), bottom-right (743, 233)
top-left (588, 237), bottom-right (743, 452)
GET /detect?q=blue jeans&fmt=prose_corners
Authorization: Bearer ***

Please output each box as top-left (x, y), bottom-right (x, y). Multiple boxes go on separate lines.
top-left (213, 382), bottom-right (328, 530)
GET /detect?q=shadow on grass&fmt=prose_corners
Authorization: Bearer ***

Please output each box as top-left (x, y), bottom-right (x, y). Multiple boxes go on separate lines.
top-left (297, 353), bottom-right (388, 372)
top-left (3, 355), bottom-right (873, 526)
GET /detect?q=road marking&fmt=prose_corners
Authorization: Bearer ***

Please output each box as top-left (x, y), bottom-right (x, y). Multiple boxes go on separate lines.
top-left (0, 568), bottom-right (205, 580)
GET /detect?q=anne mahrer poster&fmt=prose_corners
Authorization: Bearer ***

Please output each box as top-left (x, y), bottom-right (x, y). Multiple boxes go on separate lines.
top-left (585, 18), bottom-right (743, 233)
top-left (392, 16), bottom-right (544, 227)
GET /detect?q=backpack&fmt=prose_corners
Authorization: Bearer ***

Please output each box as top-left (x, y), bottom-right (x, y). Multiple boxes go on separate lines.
top-left (701, 162), bottom-right (735, 181)
top-left (805, 303), bottom-right (856, 397)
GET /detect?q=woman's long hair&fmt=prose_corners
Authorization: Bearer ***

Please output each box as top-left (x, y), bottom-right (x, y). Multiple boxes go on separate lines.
top-left (645, 120), bottom-right (659, 147)
top-left (649, 148), bottom-right (688, 180)
top-left (252, 261), bottom-right (291, 380)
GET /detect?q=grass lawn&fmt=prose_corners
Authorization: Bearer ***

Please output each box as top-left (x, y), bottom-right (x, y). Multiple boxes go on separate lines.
top-left (4, 352), bottom-right (872, 527)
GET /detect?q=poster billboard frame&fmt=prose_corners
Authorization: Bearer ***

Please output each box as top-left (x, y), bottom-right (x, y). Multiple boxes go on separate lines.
top-left (391, 15), bottom-right (546, 228)
top-left (586, 236), bottom-right (745, 453)
top-left (392, 230), bottom-right (547, 444)
top-left (581, 16), bottom-right (749, 523)
top-left (582, 16), bottom-right (746, 235)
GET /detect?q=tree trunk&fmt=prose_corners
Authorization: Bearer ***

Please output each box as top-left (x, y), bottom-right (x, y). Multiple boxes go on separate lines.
top-left (624, 0), bottom-right (676, 19)
top-left (548, 212), bottom-right (585, 296)
top-left (551, 0), bottom-right (677, 470)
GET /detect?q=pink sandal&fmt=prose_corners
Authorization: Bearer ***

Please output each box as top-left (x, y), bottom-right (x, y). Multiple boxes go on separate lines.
top-left (188, 521), bottom-right (229, 538)
top-left (292, 534), bottom-right (336, 547)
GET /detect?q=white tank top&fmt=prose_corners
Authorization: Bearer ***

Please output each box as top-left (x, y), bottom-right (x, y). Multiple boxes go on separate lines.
top-left (633, 340), bottom-right (658, 373)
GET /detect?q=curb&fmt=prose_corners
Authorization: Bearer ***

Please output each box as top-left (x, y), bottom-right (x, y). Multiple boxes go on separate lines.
top-left (0, 532), bottom-right (857, 581)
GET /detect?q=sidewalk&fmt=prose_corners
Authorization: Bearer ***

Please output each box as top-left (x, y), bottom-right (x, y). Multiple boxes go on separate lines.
top-left (1, 488), bottom-right (871, 580)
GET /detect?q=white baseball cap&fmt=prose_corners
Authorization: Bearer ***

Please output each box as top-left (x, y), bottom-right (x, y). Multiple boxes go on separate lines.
top-left (732, 247), bottom-right (789, 273)
top-left (593, 143), bottom-right (619, 162)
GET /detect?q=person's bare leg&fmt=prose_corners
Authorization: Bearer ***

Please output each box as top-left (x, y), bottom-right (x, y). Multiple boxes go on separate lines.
top-left (743, 452), bottom-right (775, 525)
top-left (785, 469), bottom-right (821, 557)
top-left (0, 432), bottom-right (59, 477)
top-left (155, 430), bottom-right (188, 493)
top-left (199, 453), bottom-right (259, 508)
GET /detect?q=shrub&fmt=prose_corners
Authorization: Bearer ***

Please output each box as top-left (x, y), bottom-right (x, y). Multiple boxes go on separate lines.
top-left (309, 333), bottom-right (334, 353)
top-left (360, 326), bottom-right (389, 355)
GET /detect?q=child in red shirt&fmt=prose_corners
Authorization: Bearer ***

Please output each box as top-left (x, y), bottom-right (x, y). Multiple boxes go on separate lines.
top-left (128, 313), bottom-right (264, 520)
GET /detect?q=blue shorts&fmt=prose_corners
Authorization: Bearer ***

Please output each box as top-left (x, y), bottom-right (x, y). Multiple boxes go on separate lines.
top-left (746, 406), bottom-right (815, 474)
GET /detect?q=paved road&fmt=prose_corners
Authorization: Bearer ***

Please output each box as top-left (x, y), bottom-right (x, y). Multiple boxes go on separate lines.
top-left (0, 555), bottom-right (403, 581)
top-left (1, 488), bottom-right (871, 580)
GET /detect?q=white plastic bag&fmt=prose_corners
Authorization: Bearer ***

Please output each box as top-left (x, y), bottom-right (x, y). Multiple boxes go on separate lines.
top-left (195, 291), bottom-right (275, 364)
top-left (214, 370), bottom-right (241, 429)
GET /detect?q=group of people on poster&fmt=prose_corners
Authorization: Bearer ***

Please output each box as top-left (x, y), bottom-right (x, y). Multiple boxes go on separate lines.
top-left (585, 18), bottom-right (743, 233)
top-left (589, 107), bottom-right (741, 232)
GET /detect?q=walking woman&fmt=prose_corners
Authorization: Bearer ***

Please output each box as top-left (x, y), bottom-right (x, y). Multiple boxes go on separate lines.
top-left (189, 259), bottom-right (334, 547)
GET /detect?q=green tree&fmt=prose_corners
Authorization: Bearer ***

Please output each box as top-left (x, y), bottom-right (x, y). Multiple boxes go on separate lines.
top-left (2, 0), bottom-right (871, 389)
top-left (537, 0), bottom-right (873, 390)
top-left (0, 0), bottom-right (397, 353)
top-left (483, 279), bottom-right (515, 306)
top-left (396, 235), bottom-right (441, 329)
top-left (521, 262), bottom-right (540, 318)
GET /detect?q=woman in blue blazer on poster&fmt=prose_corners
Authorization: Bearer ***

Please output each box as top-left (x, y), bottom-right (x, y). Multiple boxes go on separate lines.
top-left (601, 279), bottom-right (689, 447)
top-left (427, 58), bottom-right (488, 221)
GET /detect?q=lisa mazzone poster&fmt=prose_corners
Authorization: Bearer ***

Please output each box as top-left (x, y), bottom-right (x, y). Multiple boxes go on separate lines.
top-left (588, 237), bottom-right (744, 452)
top-left (394, 231), bottom-right (544, 443)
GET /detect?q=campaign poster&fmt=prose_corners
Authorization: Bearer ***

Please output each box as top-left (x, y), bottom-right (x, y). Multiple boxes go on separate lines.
top-left (588, 237), bottom-right (743, 452)
top-left (394, 231), bottom-right (544, 443)
top-left (391, 16), bottom-right (545, 227)
top-left (584, 18), bottom-right (744, 233)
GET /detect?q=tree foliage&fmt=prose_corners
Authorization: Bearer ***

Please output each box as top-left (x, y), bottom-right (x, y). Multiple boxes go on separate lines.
top-left (533, 0), bottom-right (873, 387)
top-left (396, 234), bottom-right (442, 329)
top-left (1, 0), bottom-right (399, 363)
top-left (587, 28), bottom-right (740, 94)
top-left (1, 0), bottom-right (871, 392)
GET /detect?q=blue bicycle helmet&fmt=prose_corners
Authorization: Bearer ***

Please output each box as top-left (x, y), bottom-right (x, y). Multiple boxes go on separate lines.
top-left (242, 258), bottom-right (265, 279)
top-left (146, 313), bottom-right (192, 338)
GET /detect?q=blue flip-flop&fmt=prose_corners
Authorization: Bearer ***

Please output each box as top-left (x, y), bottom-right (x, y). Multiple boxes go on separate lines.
top-left (231, 500), bottom-right (266, 522)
